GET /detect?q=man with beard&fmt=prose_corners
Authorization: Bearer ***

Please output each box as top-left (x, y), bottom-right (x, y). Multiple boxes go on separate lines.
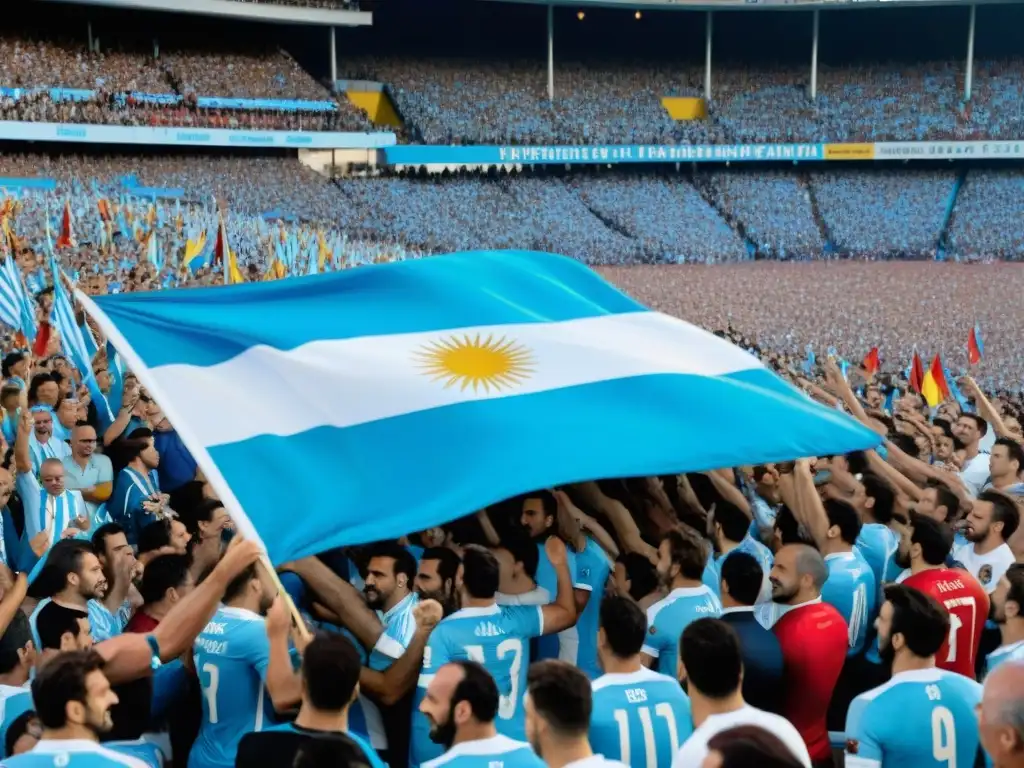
top-left (901, 514), bottom-right (988, 679)
top-left (189, 566), bottom-right (302, 768)
top-left (90, 524), bottom-right (140, 641)
top-left (952, 490), bottom-right (1018, 595)
top-left (414, 548), bottom-right (461, 616)
top-left (986, 564), bottom-right (1024, 676)
top-left (1, 650), bottom-right (152, 767)
top-left (520, 493), bottom-right (588, 663)
top-left (702, 499), bottom-right (773, 603)
top-left (767, 544), bottom-right (847, 768)
top-left (419, 660), bottom-right (542, 767)
top-left (954, 413), bottom-right (992, 498)
top-left (979, 661), bottom-right (1024, 768)
top-left (524, 660), bottom-right (625, 768)
top-left (29, 541), bottom-right (124, 648)
top-left (353, 542), bottom-right (419, 764)
top-left (844, 585), bottom-right (983, 768)
top-left (641, 528), bottom-right (721, 677)
top-left (236, 632), bottom-right (388, 768)
top-left (411, 542), bottom-right (576, 767)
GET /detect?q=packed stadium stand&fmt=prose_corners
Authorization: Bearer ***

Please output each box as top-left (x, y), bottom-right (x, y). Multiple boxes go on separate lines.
top-left (0, 1), bottom-right (1018, 385)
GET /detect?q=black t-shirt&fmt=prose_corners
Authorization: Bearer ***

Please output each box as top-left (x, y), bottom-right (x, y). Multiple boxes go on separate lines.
top-left (235, 724), bottom-right (377, 768)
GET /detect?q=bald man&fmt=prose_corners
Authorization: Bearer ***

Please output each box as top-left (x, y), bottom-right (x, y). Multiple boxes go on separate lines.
top-left (981, 660), bottom-right (1024, 767)
top-left (767, 544), bottom-right (848, 768)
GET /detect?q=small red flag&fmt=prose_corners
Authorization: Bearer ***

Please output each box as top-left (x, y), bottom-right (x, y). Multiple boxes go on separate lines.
top-left (967, 326), bottom-right (983, 366)
top-left (910, 352), bottom-right (925, 394)
top-left (862, 347), bottom-right (880, 375)
top-left (212, 216), bottom-right (228, 267)
top-left (32, 321), bottom-right (51, 357)
top-left (55, 201), bottom-right (74, 249)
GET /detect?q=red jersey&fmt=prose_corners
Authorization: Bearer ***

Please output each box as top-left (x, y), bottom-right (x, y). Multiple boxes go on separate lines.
top-left (125, 610), bottom-right (160, 634)
top-left (903, 567), bottom-right (989, 679)
top-left (773, 600), bottom-right (848, 761)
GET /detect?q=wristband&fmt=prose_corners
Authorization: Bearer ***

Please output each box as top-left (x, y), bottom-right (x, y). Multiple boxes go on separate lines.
top-left (145, 635), bottom-right (162, 670)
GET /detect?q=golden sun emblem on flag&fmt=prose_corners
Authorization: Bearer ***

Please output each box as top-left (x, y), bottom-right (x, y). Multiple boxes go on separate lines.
top-left (415, 333), bottom-right (535, 393)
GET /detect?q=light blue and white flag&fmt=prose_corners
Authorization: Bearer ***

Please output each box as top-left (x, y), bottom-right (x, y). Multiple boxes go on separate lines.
top-left (78, 251), bottom-right (881, 564)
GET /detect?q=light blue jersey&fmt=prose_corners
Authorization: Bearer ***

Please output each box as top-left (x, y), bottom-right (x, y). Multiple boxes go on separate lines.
top-left (421, 735), bottom-right (544, 768)
top-left (986, 640), bottom-right (1024, 679)
top-left (535, 542), bottom-right (583, 663)
top-left (822, 551), bottom-right (877, 657)
top-left (29, 598), bottom-right (132, 649)
top-left (189, 606), bottom-right (272, 768)
top-left (1, 739), bottom-right (149, 766)
top-left (590, 667), bottom-right (693, 767)
top-left (845, 668), bottom-right (983, 768)
top-left (351, 592), bottom-right (419, 752)
top-left (855, 523), bottom-right (900, 591)
top-left (575, 537), bottom-right (613, 680)
top-left (702, 537), bottom-right (774, 603)
top-left (0, 685), bottom-right (32, 758)
top-left (411, 603), bottom-right (543, 768)
top-left (105, 740), bottom-right (164, 767)
top-left (642, 586), bottom-right (722, 677)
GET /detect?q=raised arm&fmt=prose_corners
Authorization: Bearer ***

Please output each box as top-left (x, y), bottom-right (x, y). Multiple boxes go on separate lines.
top-left (962, 376), bottom-right (1018, 443)
top-left (13, 408), bottom-right (32, 476)
top-left (263, 597), bottom-right (303, 711)
top-left (359, 599), bottom-right (442, 706)
top-left (282, 556), bottom-right (382, 650)
top-left (703, 469), bottom-right (752, 519)
top-left (97, 538), bottom-right (261, 685)
top-left (539, 536), bottom-right (576, 635)
top-left (776, 463), bottom-right (830, 552)
top-left (573, 481), bottom-right (656, 561)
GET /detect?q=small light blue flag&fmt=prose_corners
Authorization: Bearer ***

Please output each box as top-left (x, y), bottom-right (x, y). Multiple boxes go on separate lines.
top-left (79, 251), bottom-right (881, 564)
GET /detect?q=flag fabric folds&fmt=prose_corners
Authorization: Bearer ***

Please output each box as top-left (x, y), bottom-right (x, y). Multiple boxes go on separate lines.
top-left (79, 250), bottom-right (882, 564)
top-left (50, 259), bottom-right (112, 423)
top-left (55, 201), bottom-right (75, 249)
top-left (921, 354), bottom-right (951, 408)
top-left (968, 324), bottom-right (984, 366)
top-left (801, 344), bottom-right (815, 376)
top-left (862, 347), bottom-right (880, 375)
top-left (212, 216), bottom-right (229, 268)
top-left (909, 351), bottom-right (925, 394)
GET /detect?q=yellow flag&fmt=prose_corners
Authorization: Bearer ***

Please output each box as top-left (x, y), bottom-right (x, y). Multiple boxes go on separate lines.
top-left (227, 250), bottom-right (245, 285)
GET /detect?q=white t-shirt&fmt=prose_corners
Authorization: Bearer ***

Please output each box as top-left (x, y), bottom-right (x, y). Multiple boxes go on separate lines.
top-left (671, 705), bottom-right (812, 768)
top-left (952, 541), bottom-right (1015, 594)
top-left (959, 451), bottom-right (991, 498)
top-left (563, 757), bottom-right (628, 768)
top-left (496, 587), bottom-right (551, 606)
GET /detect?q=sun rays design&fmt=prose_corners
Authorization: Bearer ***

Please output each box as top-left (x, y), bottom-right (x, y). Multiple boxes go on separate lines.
top-left (415, 333), bottom-right (535, 393)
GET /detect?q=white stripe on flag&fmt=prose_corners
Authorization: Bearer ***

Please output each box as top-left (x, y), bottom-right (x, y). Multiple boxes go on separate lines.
top-left (75, 289), bottom-right (267, 553)
top-left (140, 311), bottom-right (763, 448)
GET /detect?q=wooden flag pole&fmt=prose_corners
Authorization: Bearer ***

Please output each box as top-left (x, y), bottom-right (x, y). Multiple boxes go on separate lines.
top-left (75, 289), bottom-right (312, 645)
top-left (257, 553), bottom-right (312, 643)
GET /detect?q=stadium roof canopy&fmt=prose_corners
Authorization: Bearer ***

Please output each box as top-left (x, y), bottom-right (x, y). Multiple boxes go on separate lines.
top-left (40, 0), bottom-right (372, 25)
top-left (484, 0), bottom-right (1015, 10)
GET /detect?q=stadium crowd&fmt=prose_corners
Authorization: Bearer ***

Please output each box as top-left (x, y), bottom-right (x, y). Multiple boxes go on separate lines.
top-left (1, 152), bottom-right (1022, 386)
top-left (0, 34), bottom-right (374, 133)
top-left (345, 55), bottom-right (1024, 145)
top-left (0, 206), bottom-right (1019, 768)
top-left (3, 29), bottom-right (1024, 145)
